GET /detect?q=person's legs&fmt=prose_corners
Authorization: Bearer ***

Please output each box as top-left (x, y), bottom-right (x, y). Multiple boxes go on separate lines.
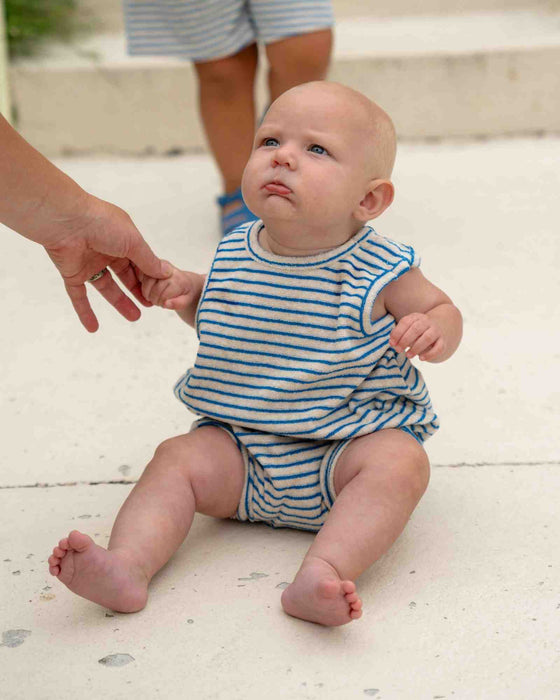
top-left (48, 427), bottom-right (245, 612)
top-left (281, 429), bottom-right (430, 626)
top-left (265, 28), bottom-right (333, 102)
top-left (194, 43), bottom-right (258, 197)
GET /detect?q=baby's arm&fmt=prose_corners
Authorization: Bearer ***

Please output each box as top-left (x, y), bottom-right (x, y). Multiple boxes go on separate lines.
top-left (380, 268), bottom-right (462, 363)
top-left (137, 262), bottom-right (205, 327)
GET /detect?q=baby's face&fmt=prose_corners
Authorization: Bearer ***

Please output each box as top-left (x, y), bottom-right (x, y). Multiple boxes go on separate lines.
top-left (242, 83), bottom-right (384, 239)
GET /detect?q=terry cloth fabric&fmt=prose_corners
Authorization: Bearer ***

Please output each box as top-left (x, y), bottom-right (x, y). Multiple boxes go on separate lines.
top-left (175, 221), bottom-right (439, 443)
top-left (192, 417), bottom-right (352, 531)
top-left (123, 0), bottom-right (335, 61)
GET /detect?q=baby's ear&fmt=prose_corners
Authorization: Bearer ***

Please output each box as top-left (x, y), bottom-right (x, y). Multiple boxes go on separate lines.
top-left (354, 179), bottom-right (394, 222)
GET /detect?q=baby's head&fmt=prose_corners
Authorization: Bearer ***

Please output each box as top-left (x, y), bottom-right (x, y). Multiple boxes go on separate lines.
top-left (242, 81), bottom-right (396, 246)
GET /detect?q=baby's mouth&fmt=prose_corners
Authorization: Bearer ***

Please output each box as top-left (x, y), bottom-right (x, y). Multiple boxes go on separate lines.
top-left (263, 181), bottom-right (292, 196)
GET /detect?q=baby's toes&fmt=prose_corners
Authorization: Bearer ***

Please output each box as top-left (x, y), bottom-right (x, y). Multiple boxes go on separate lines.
top-left (341, 580), bottom-right (356, 595)
top-left (49, 540), bottom-right (70, 575)
top-left (349, 597), bottom-right (362, 611)
top-left (344, 587), bottom-right (363, 615)
top-left (48, 554), bottom-right (61, 576)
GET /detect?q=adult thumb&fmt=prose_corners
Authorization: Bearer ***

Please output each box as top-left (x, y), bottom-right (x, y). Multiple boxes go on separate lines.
top-left (129, 237), bottom-right (172, 280)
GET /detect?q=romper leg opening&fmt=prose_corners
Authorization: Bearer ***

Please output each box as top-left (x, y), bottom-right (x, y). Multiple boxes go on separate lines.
top-left (320, 439), bottom-right (354, 510)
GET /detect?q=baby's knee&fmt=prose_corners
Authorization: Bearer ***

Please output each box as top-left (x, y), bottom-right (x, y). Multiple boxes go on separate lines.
top-left (149, 430), bottom-right (243, 518)
top-left (147, 435), bottom-right (204, 483)
top-left (402, 446), bottom-right (430, 497)
top-left (386, 437), bottom-right (430, 502)
top-left (360, 432), bottom-right (430, 500)
top-left (151, 435), bottom-right (188, 464)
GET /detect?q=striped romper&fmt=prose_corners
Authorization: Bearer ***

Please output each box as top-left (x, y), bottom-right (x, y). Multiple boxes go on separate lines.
top-left (123, 0), bottom-right (334, 61)
top-left (174, 221), bottom-right (439, 532)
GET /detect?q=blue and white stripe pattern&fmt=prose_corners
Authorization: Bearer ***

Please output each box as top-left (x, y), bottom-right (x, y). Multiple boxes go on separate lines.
top-left (176, 221), bottom-right (439, 444)
top-left (124, 0), bottom-right (334, 61)
top-left (193, 417), bottom-right (348, 531)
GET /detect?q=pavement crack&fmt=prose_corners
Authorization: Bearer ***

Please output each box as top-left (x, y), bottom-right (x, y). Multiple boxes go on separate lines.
top-left (433, 460), bottom-right (559, 468)
top-left (0, 479), bottom-right (137, 490)
top-left (0, 461), bottom-right (558, 490)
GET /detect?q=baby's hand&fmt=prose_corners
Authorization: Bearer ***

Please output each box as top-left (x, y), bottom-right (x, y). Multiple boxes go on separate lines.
top-left (137, 262), bottom-right (197, 311)
top-left (389, 312), bottom-right (445, 361)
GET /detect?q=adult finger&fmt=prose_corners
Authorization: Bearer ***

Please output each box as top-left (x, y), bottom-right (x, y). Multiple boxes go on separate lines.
top-left (64, 283), bottom-right (100, 333)
top-left (127, 233), bottom-right (172, 281)
top-left (111, 259), bottom-right (152, 307)
top-left (90, 269), bottom-right (141, 323)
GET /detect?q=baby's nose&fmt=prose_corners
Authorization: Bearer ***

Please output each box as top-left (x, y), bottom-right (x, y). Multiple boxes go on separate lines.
top-left (272, 145), bottom-right (295, 168)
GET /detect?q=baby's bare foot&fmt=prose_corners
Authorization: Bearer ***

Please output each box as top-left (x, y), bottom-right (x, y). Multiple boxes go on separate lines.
top-left (281, 556), bottom-right (362, 626)
top-left (48, 530), bottom-right (148, 613)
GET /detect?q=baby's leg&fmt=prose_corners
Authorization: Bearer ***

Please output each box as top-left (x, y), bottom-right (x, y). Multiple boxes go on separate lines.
top-left (281, 429), bottom-right (430, 626)
top-left (48, 427), bottom-right (244, 612)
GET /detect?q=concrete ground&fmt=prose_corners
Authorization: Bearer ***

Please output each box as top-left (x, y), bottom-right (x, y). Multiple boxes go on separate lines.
top-left (1, 136), bottom-right (559, 699)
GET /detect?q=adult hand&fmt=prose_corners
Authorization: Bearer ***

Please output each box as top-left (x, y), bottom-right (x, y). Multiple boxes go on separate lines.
top-left (45, 195), bottom-right (171, 333)
top-left (0, 113), bottom-right (171, 332)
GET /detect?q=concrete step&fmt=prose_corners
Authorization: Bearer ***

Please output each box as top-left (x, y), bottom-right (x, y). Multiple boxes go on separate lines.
top-left (331, 0), bottom-right (559, 16)
top-left (78, 0), bottom-right (560, 31)
top-left (10, 9), bottom-right (560, 154)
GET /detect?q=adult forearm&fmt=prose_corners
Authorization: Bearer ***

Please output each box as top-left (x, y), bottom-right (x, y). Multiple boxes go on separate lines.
top-left (0, 114), bottom-right (90, 246)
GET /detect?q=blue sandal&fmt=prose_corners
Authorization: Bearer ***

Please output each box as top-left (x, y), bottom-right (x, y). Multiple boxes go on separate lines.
top-left (217, 187), bottom-right (258, 237)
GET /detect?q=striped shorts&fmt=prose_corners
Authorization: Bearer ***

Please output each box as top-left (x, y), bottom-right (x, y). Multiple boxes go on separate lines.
top-left (124, 0), bottom-right (334, 61)
top-left (193, 418), bottom-right (352, 532)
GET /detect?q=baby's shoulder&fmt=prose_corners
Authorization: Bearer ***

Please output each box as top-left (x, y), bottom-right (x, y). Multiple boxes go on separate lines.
top-left (360, 228), bottom-right (420, 271)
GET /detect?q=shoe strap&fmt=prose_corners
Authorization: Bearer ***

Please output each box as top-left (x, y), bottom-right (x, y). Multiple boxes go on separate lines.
top-left (217, 186), bottom-right (243, 208)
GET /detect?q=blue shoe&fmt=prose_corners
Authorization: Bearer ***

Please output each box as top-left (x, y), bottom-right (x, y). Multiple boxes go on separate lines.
top-left (217, 187), bottom-right (258, 236)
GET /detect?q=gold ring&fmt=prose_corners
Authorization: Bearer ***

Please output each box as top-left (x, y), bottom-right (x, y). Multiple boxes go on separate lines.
top-left (88, 268), bottom-right (108, 283)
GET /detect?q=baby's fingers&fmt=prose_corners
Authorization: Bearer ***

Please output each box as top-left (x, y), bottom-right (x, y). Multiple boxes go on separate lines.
top-left (140, 275), bottom-right (158, 304)
top-left (389, 319), bottom-right (414, 351)
top-left (405, 328), bottom-right (440, 359)
top-left (419, 338), bottom-right (445, 362)
top-left (390, 314), bottom-right (427, 353)
top-left (164, 294), bottom-right (193, 311)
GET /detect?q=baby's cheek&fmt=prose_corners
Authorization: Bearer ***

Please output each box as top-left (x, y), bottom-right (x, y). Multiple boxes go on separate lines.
top-left (241, 162), bottom-right (258, 209)
top-left (309, 181), bottom-right (345, 215)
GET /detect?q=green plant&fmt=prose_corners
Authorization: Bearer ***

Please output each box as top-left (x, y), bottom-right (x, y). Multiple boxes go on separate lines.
top-left (5, 0), bottom-right (81, 57)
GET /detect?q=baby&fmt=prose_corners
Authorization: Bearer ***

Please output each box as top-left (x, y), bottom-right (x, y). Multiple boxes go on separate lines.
top-left (48, 82), bottom-right (462, 627)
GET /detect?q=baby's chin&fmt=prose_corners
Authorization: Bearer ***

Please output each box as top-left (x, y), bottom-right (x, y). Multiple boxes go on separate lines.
top-left (259, 211), bottom-right (304, 231)
top-left (255, 198), bottom-right (298, 222)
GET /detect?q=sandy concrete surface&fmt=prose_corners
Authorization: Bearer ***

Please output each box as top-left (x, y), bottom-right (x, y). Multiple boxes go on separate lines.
top-left (1, 137), bottom-right (559, 699)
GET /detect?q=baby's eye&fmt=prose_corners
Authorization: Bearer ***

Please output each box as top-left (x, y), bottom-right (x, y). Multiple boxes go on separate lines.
top-left (309, 144), bottom-right (328, 155)
top-left (263, 137), bottom-right (279, 147)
